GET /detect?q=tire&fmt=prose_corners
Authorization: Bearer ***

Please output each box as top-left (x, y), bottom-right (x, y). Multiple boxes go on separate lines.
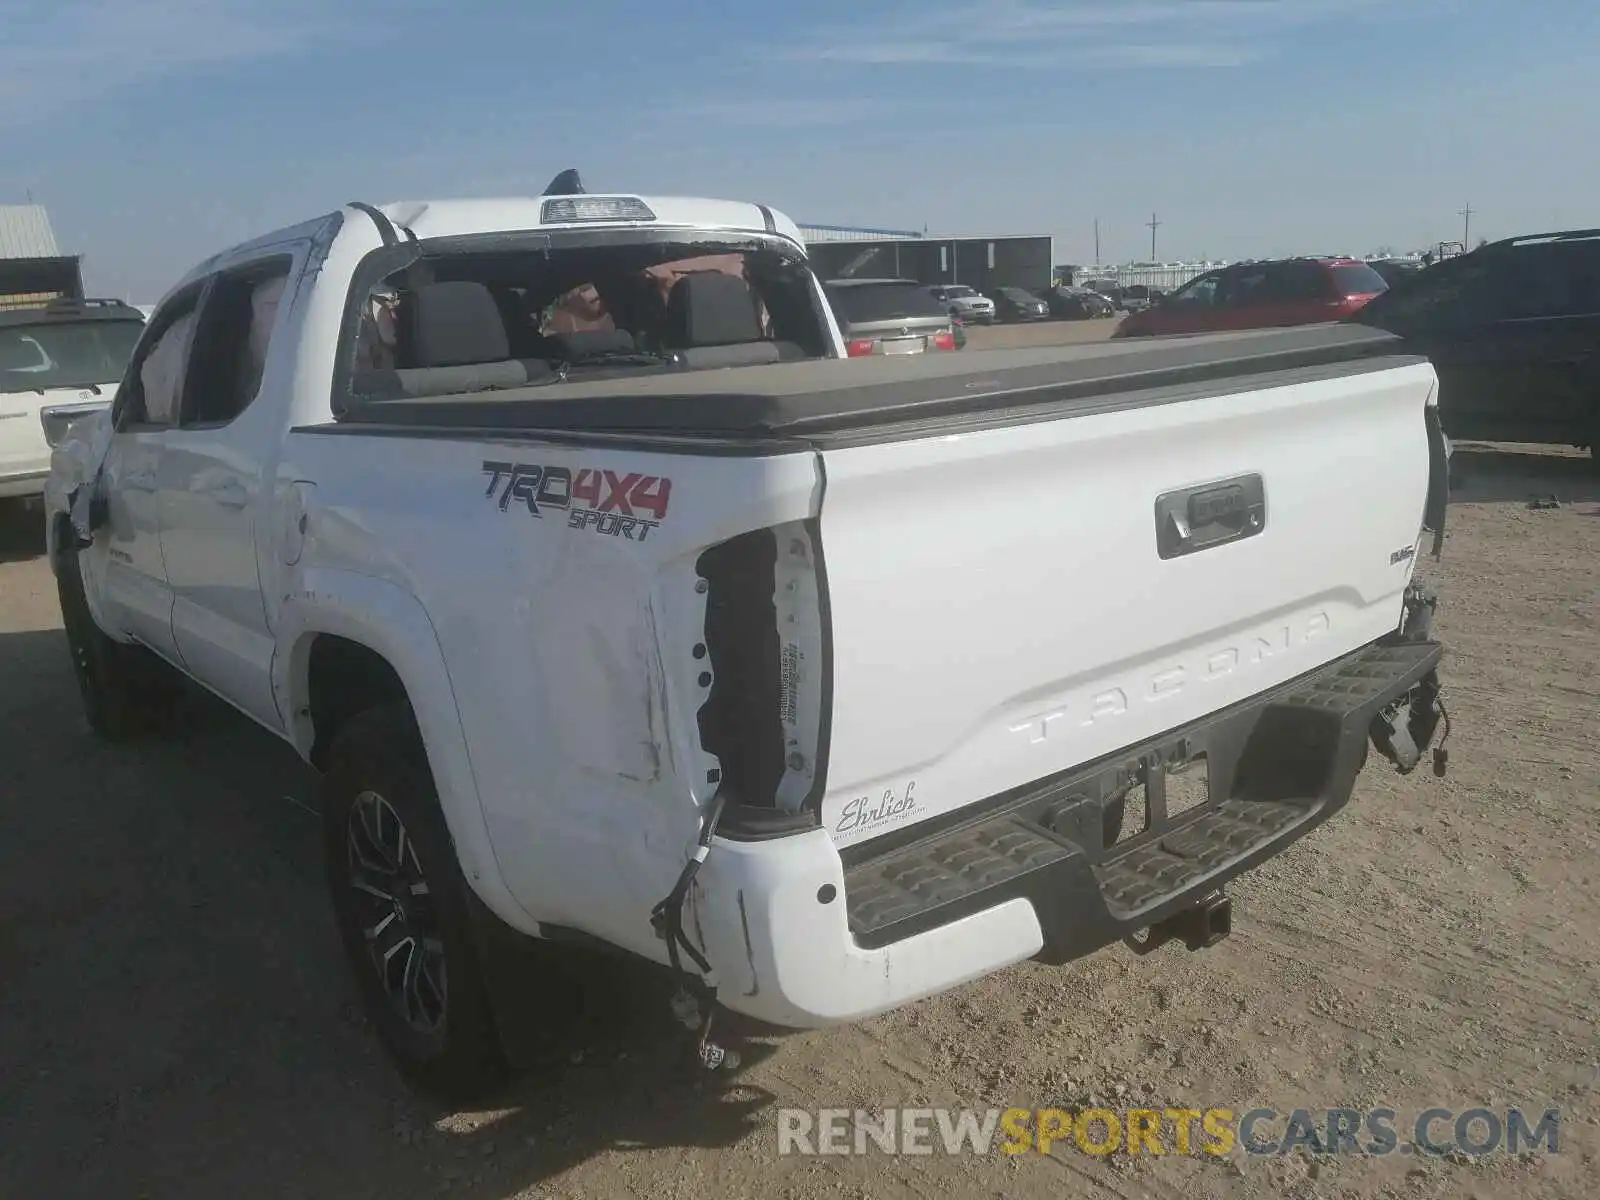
top-left (55, 547), bottom-right (171, 741)
top-left (322, 703), bottom-right (509, 1102)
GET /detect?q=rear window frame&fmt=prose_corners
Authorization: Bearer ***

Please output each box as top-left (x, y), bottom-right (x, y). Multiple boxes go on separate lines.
top-left (332, 227), bottom-right (829, 413)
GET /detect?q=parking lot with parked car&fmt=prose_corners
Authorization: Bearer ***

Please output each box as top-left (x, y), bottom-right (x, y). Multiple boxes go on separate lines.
top-left (1354, 229), bottom-right (1600, 454)
top-left (5, 183), bottom-right (1600, 1200)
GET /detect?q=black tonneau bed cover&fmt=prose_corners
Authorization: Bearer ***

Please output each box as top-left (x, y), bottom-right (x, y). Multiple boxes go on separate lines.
top-left (327, 323), bottom-right (1415, 445)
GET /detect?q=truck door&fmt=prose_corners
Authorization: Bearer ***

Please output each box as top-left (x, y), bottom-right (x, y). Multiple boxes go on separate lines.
top-left (156, 254), bottom-right (299, 732)
top-left (93, 294), bottom-right (203, 664)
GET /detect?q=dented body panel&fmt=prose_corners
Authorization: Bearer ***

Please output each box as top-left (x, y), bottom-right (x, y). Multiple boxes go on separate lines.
top-left (278, 429), bottom-right (822, 949)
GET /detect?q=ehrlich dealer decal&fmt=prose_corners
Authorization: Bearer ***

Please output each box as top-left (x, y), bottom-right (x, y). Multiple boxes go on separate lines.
top-left (835, 780), bottom-right (919, 837)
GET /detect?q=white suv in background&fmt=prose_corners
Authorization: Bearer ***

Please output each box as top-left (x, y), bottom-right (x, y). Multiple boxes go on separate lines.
top-left (1, 298), bottom-right (145, 504)
top-left (929, 283), bottom-right (996, 325)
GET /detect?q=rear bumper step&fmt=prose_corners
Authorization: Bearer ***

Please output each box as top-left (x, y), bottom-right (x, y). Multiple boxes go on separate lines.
top-left (842, 635), bottom-right (1445, 962)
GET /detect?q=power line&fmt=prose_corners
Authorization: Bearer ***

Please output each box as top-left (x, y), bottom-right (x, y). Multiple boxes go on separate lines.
top-left (1146, 212), bottom-right (1162, 260)
top-left (1459, 202), bottom-right (1474, 247)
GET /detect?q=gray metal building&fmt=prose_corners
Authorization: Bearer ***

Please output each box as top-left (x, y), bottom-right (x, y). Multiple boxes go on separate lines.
top-left (0, 205), bottom-right (60, 258)
top-left (0, 205), bottom-right (83, 309)
top-left (799, 224), bottom-right (1054, 294)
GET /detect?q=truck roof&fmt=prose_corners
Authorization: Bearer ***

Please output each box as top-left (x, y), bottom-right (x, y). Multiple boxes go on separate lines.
top-left (327, 323), bottom-right (1417, 447)
top-left (168, 193), bottom-right (811, 301)
top-left (371, 195), bottom-right (806, 248)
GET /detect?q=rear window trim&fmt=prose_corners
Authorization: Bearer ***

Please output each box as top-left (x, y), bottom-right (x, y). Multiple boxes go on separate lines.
top-left (331, 227), bottom-right (824, 414)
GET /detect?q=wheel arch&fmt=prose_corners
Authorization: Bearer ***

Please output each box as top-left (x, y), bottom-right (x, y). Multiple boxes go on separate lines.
top-left (275, 569), bottom-right (538, 937)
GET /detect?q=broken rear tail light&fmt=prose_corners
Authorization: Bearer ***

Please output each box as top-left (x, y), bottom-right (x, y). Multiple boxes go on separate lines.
top-left (693, 521), bottom-right (828, 834)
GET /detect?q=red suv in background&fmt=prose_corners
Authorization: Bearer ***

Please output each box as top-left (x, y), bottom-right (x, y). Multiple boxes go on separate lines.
top-left (1112, 257), bottom-right (1389, 338)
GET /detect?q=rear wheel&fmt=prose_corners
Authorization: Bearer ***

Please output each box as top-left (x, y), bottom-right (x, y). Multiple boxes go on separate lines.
top-left (322, 704), bottom-right (509, 1102)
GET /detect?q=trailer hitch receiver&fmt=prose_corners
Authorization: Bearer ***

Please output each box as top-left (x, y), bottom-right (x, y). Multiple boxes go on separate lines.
top-left (1127, 892), bottom-right (1232, 956)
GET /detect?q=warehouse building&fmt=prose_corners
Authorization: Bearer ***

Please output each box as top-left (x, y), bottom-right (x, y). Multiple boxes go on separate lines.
top-left (0, 205), bottom-right (83, 309)
top-left (798, 223), bottom-right (1054, 294)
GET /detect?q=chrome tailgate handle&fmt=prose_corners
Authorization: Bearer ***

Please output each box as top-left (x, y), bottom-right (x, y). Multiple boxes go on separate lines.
top-left (1155, 474), bottom-right (1266, 560)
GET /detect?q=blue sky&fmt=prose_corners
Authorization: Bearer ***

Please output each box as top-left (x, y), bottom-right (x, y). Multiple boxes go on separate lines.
top-left (1, 0), bottom-right (1595, 300)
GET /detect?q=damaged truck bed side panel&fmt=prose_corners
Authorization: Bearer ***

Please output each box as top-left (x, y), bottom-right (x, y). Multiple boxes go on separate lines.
top-left (279, 428), bottom-right (824, 952)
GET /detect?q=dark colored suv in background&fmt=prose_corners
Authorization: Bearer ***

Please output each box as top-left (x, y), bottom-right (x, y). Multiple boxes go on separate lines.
top-left (1114, 257), bottom-right (1388, 337)
top-left (991, 287), bottom-right (1050, 322)
top-left (1351, 229), bottom-right (1600, 456)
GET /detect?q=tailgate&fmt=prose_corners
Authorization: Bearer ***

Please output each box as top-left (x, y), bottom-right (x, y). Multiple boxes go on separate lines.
top-left (814, 360), bottom-right (1437, 847)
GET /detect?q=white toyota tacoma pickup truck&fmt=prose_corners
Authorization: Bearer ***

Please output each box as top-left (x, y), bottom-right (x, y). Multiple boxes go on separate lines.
top-left (43, 177), bottom-right (1452, 1100)
top-left (1, 298), bottom-right (144, 505)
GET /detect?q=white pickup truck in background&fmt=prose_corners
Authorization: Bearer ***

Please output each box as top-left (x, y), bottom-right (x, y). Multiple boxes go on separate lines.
top-left (0, 298), bottom-right (144, 505)
top-left (43, 175), bottom-right (1452, 1101)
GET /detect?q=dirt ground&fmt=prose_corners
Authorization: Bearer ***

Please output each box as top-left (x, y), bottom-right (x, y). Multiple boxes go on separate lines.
top-left (1, 418), bottom-right (1596, 1197)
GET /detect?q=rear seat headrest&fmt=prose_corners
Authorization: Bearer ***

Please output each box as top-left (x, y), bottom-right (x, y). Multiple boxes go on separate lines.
top-left (401, 280), bottom-right (511, 367)
top-left (666, 272), bottom-right (764, 347)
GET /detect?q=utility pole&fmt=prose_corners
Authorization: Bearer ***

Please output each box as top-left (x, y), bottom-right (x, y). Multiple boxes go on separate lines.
top-left (1094, 218), bottom-right (1101, 265)
top-left (1146, 212), bottom-right (1162, 261)
top-left (1459, 202), bottom-right (1474, 248)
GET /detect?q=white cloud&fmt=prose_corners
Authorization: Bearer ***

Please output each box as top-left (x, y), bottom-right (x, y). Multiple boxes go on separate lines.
top-left (0, 0), bottom-right (350, 120)
top-left (774, 0), bottom-right (1434, 70)
top-left (667, 98), bottom-right (929, 127)
top-left (1080, 42), bottom-right (1261, 67)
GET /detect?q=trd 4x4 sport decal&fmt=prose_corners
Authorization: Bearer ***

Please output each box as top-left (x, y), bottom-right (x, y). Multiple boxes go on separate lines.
top-left (481, 461), bottom-right (671, 542)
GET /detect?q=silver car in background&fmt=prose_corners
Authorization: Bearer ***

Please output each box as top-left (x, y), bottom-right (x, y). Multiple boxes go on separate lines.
top-left (823, 278), bottom-right (960, 357)
top-left (928, 283), bottom-right (995, 325)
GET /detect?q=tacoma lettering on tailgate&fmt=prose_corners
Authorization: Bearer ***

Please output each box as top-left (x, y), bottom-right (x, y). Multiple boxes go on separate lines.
top-left (1008, 611), bottom-right (1333, 742)
top-left (481, 460), bottom-right (672, 542)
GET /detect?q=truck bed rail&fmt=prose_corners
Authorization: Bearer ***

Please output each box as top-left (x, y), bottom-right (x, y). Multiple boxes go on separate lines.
top-left (320, 323), bottom-right (1415, 449)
